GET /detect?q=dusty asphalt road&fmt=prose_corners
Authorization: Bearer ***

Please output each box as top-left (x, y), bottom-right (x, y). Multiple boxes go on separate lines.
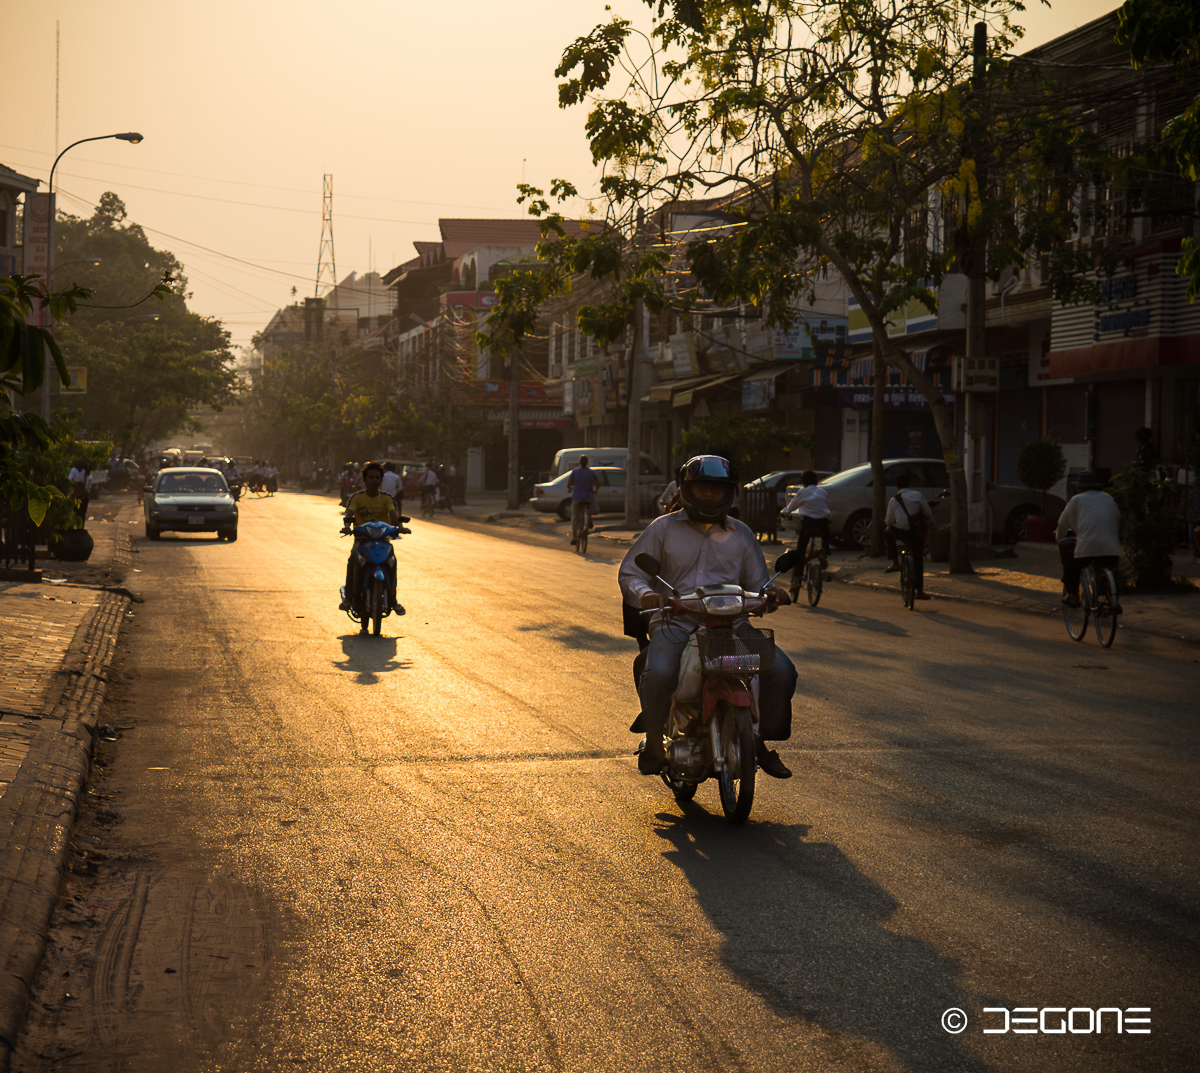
top-left (13, 490), bottom-right (1200, 1073)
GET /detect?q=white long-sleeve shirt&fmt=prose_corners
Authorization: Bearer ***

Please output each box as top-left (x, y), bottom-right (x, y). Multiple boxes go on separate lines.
top-left (884, 488), bottom-right (933, 529)
top-left (619, 512), bottom-right (770, 633)
top-left (783, 485), bottom-right (831, 520)
top-left (1055, 491), bottom-right (1122, 558)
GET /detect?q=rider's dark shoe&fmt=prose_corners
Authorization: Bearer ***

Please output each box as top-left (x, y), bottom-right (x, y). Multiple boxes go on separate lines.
top-left (358, 625), bottom-right (369, 635)
top-left (570, 537), bottom-right (577, 546)
top-left (884, 562), bottom-right (901, 573)
top-left (339, 598), bottom-right (352, 611)
top-left (394, 603), bottom-right (406, 616)
top-left (638, 750), bottom-right (668, 776)
top-left (789, 586), bottom-right (800, 601)
top-left (756, 744), bottom-right (792, 779)
top-left (1063, 593), bottom-right (1081, 608)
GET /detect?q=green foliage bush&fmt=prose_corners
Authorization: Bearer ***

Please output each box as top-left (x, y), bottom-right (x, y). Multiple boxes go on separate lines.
top-left (1015, 434), bottom-right (1067, 513)
top-left (1110, 466), bottom-right (1178, 588)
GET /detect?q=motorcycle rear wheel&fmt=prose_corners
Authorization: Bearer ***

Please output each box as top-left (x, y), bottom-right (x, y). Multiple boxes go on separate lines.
top-left (716, 704), bottom-right (756, 824)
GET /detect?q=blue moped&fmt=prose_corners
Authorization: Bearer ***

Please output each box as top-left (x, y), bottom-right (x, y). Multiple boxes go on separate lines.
top-left (341, 520), bottom-right (406, 636)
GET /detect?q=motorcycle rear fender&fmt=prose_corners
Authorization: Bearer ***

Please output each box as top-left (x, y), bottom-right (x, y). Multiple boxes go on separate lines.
top-left (703, 678), bottom-right (755, 722)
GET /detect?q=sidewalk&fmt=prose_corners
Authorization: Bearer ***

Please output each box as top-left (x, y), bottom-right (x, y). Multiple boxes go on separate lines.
top-left (440, 492), bottom-right (1200, 645)
top-left (0, 497), bottom-right (138, 1070)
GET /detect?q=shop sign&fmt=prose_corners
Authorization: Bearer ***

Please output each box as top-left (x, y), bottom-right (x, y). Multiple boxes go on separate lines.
top-left (836, 386), bottom-right (955, 410)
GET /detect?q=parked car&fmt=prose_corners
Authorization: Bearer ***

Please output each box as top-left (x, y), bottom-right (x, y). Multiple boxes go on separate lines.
top-left (531, 466), bottom-right (666, 520)
top-left (551, 448), bottom-right (665, 478)
top-left (748, 470), bottom-right (836, 512)
top-left (143, 467), bottom-right (239, 541)
top-left (781, 458), bottom-right (1064, 549)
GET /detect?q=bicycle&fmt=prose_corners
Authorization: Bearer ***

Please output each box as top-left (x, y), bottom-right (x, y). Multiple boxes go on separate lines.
top-left (1063, 562), bottom-right (1119, 647)
top-left (571, 501), bottom-right (590, 554)
top-left (797, 544), bottom-right (825, 606)
top-left (420, 486), bottom-right (436, 519)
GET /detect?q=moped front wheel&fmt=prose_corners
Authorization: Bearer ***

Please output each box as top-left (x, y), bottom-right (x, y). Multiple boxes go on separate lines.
top-left (369, 577), bottom-right (384, 636)
top-left (716, 704), bottom-right (756, 824)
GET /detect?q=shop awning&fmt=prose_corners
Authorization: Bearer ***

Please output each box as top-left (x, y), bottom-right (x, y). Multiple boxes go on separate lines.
top-left (644, 372), bottom-right (742, 405)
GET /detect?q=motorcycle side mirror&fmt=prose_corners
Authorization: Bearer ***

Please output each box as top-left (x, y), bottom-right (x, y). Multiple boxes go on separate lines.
top-left (635, 553), bottom-right (661, 576)
top-left (774, 549), bottom-right (799, 574)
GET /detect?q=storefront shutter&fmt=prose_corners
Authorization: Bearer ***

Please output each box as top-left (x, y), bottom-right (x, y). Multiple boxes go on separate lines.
top-left (1095, 381), bottom-right (1146, 475)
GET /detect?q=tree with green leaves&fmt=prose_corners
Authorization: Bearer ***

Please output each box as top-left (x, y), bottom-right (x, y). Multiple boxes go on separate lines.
top-left (53, 194), bottom-right (237, 455)
top-left (487, 0), bottom-right (1125, 572)
top-left (1, 273), bottom-right (89, 524)
top-left (1117, 0), bottom-right (1200, 301)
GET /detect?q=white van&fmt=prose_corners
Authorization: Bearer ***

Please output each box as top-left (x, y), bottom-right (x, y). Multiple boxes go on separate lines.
top-left (552, 448), bottom-right (665, 478)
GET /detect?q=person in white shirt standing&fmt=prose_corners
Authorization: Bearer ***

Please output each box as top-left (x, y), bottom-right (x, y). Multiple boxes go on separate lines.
top-left (782, 470), bottom-right (831, 599)
top-left (884, 471), bottom-right (934, 600)
top-left (67, 460), bottom-right (92, 523)
top-left (379, 462), bottom-right (403, 507)
top-left (1055, 471), bottom-right (1122, 609)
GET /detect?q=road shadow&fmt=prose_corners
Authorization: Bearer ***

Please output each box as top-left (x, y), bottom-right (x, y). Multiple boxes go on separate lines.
top-left (333, 633), bottom-right (412, 683)
top-left (515, 623), bottom-right (627, 652)
top-left (796, 605), bottom-right (910, 637)
top-left (652, 810), bottom-right (989, 1073)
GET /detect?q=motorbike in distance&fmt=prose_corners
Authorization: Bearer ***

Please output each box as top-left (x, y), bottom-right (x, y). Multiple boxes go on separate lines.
top-left (634, 548), bottom-right (797, 824)
top-left (340, 519), bottom-right (407, 636)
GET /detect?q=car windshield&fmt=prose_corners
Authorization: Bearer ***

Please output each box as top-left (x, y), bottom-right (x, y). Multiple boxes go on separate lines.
top-left (159, 473), bottom-right (226, 494)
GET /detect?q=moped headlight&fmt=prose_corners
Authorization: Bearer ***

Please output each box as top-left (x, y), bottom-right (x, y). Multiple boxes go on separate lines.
top-left (702, 594), bottom-right (744, 614)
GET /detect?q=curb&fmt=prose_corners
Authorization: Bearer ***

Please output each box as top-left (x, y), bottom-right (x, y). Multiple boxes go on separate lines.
top-left (0, 590), bottom-right (130, 1071)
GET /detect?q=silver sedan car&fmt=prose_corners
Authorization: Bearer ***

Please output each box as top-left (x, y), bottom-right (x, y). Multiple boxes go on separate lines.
top-left (143, 467), bottom-right (239, 541)
top-left (783, 458), bottom-right (1064, 549)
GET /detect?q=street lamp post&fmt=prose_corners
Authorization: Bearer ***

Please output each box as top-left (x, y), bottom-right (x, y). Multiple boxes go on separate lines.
top-left (42, 132), bottom-right (143, 421)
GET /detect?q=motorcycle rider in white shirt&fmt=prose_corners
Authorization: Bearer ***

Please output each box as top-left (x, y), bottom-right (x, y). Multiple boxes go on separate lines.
top-left (619, 455), bottom-right (797, 779)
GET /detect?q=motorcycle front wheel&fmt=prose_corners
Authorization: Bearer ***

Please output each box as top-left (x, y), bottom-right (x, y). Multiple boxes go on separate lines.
top-left (369, 577), bottom-right (384, 636)
top-left (716, 704), bottom-right (756, 824)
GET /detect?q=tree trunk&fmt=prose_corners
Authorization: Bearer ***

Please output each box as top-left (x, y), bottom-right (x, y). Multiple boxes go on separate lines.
top-left (869, 335), bottom-right (887, 558)
top-left (885, 346), bottom-right (973, 575)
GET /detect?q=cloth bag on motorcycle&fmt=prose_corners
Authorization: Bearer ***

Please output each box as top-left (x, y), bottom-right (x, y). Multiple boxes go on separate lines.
top-left (671, 636), bottom-right (703, 705)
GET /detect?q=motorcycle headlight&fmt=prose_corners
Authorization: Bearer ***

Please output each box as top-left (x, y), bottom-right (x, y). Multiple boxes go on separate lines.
top-left (702, 594), bottom-right (745, 614)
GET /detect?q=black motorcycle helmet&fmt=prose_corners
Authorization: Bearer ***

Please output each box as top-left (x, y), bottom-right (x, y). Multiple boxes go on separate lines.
top-left (677, 455), bottom-right (739, 524)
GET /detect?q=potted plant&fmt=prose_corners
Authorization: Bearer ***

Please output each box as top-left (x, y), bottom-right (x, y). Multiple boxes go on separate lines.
top-left (45, 488), bottom-right (94, 561)
top-left (1015, 434), bottom-right (1066, 542)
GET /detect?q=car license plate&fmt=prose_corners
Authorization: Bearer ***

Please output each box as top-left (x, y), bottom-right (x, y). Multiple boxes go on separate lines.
top-left (188, 514), bottom-right (205, 525)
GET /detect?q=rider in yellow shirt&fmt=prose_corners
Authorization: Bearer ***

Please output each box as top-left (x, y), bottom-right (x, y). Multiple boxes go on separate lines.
top-left (339, 462), bottom-right (405, 612)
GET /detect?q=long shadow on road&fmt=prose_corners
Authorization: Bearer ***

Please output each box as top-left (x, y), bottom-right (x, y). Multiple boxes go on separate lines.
top-left (653, 809), bottom-right (990, 1073)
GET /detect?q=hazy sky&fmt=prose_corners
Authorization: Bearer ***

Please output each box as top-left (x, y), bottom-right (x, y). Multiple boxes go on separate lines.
top-left (5, 0), bottom-right (1106, 357)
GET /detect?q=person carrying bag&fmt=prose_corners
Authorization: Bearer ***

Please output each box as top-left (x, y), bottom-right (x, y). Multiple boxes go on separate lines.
top-left (883, 471), bottom-right (934, 599)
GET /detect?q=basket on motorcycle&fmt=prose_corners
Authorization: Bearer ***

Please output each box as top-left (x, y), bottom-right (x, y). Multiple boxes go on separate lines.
top-left (697, 628), bottom-right (775, 676)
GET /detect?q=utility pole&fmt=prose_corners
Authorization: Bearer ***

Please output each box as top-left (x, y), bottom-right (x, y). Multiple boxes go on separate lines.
top-left (963, 22), bottom-right (989, 543)
top-left (624, 297), bottom-right (645, 524)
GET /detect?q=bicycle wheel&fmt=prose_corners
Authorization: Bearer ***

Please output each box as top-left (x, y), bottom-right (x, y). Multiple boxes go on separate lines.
top-left (1062, 584), bottom-right (1088, 641)
top-left (806, 558), bottom-right (821, 606)
top-left (577, 518), bottom-right (588, 555)
top-left (900, 552), bottom-right (915, 610)
top-left (1094, 569), bottom-right (1118, 648)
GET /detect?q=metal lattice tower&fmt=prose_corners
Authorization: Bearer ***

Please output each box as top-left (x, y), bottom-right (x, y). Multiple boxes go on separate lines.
top-left (315, 173), bottom-right (337, 305)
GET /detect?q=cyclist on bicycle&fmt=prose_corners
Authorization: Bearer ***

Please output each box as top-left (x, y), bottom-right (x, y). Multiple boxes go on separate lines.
top-left (884, 471), bottom-right (933, 600)
top-left (567, 455), bottom-right (599, 546)
top-left (782, 470), bottom-right (831, 600)
top-left (1055, 470), bottom-right (1121, 609)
